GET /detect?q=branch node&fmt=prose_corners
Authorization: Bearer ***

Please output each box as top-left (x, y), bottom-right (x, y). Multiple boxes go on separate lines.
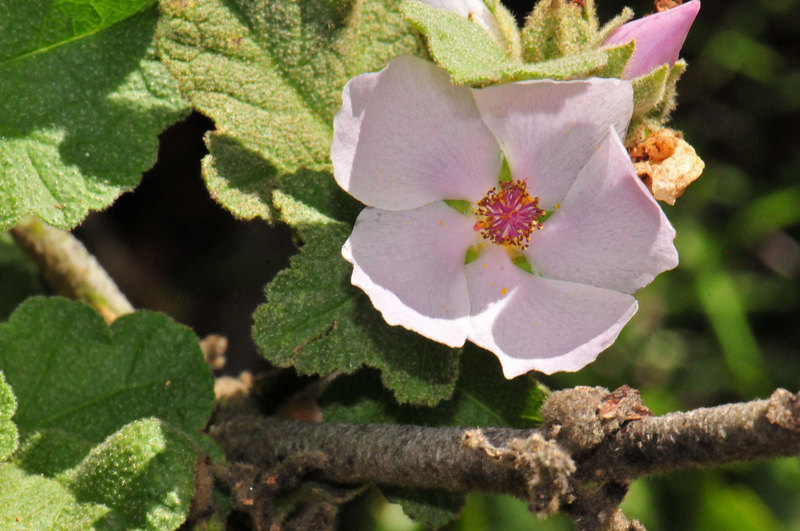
top-left (541, 385), bottom-right (652, 456)
top-left (464, 428), bottom-right (576, 515)
top-left (766, 388), bottom-right (800, 432)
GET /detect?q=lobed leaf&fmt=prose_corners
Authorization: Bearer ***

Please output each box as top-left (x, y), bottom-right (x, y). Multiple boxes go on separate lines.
top-left (0, 297), bottom-right (215, 442)
top-left (157, 0), bottom-right (420, 218)
top-left (0, 418), bottom-right (196, 530)
top-left (0, 371), bottom-right (17, 461)
top-left (0, 233), bottom-right (42, 322)
top-left (0, 297), bottom-right (215, 529)
top-left (0, 2), bottom-right (189, 230)
top-left (401, 0), bottom-right (510, 84)
top-left (321, 345), bottom-right (546, 427)
top-left (252, 221), bottom-right (461, 406)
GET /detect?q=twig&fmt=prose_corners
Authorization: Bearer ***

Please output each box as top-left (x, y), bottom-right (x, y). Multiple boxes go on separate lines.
top-left (211, 417), bottom-right (576, 515)
top-left (10, 218), bottom-right (134, 322)
top-left (581, 388), bottom-right (800, 482)
top-left (211, 387), bottom-right (800, 528)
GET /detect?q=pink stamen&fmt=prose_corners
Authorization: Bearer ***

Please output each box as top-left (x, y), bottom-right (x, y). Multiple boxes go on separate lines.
top-left (475, 180), bottom-right (544, 250)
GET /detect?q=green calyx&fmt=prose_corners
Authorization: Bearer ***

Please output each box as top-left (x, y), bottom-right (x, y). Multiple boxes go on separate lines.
top-left (521, 0), bottom-right (598, 63)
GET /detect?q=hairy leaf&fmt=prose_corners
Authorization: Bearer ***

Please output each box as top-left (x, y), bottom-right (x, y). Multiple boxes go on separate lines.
top-left (0, 418), bottom-right (196, 530)
top-left (0, 371), bottom-right (17, 461)
top-left (0, 297), bottom-right (215, 442)
top-left (0, 233), bottom-right (42, 321)
top-left (157, 0), bottom-right (420, 219)
top-left (401, 0), bottom-right (510, 84)
top-left (0, 2), bottom-right (189, 230)
top-left (321, 345), bottom-right (546, 427)
top-left (384, 487), bottom-right (465, 528)
top-left (252, 221), bottom-right (461, 405)
top-left (0, 297), bottom-right (214, 529)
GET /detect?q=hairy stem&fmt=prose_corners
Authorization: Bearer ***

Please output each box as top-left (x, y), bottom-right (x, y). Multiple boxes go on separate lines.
top-left (10, 218), bottom-right (133, 322)
top-left (581, 388), bottom-right (800, 482)
top-left (211, 388), bottom-right (800, 527)
top-left (212, 417), bottom-right (576, 514)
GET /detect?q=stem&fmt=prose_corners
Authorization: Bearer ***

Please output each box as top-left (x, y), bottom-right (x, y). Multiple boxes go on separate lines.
top-left (10, 218), bottom-right (133, 322)
top-left (212, 417), bottom-right (576, 514)
top-left (211, 388), bottom-right (800, 527)
top-left (581, 388), bottom-right (800, 482)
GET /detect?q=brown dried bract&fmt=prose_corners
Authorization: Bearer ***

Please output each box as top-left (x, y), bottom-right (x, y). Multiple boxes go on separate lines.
top-left (631, 129), bottom-right (705, 205)
top-left (597, 385), bottom-right (653, 422)
top-left (655, 0), bottom-right (683, 12)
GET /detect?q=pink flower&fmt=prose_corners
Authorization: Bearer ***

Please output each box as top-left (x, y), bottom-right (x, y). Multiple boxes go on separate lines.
top-left (604, 0), bottom-right (701, 79)
top-left (331, 56), bottom-right (678, 378)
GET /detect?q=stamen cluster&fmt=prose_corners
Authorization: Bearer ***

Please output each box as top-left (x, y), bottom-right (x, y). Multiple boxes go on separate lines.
top-left (475, 180), bottom-right (544, 250)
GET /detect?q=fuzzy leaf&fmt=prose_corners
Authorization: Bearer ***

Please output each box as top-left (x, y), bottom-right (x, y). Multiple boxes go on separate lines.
top-left (0, 2), bottom-right (189, 230)
top-left (0, 297), bottom-right (215, 442)
top-left (489, 0), bottom-right (522, 62)
top-left (505, 48), bottom-right (608, 82)
top-left (401, 0), bottom-right (510, 84)
top-left (632, 63), bottom-right (670, 116)
top-left (0, 418), bottom-right (196, 530)
top-left (520, 0), bottom-right (597, 63)
top-left (321, 345), bottom-right (546, 427)
top-left (0, 298), bottom-right (214, 529)
top-left (66, 418), bottom-right (196, 529)
top-left (201, 134), bottom-right (361, 223)
top-left (252, 221), bottom-right (461, 406)
top-left (157, 0), bottom-right (419, 219)
top-left (0, 233), bottom-right (42, 322)
top-left (384, 487), bottom-right (465, 528)
top-left (592, 40), bottom-right (636, 78)
top-left (0, 371), bottom-right (17, 461)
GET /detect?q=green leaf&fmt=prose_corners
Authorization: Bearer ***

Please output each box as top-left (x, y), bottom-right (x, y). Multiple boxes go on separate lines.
top-left (0, 371), bottom-right (17, 461)
top-left (321, 346), bottom-right (546, 428)
top-left (66, 418), bottom-right (196, 530)
top-left (0, 2), bottom-right (190, 230)
top-left (0, 418), bottom-right (196, 530)
top-left (252, 222), bottom-right (461, 406)
top-left (0, 233), bottom-right (42, 321)
top-left (595, 6), bottom-right (634, 44)
top-left (489, 0), bottom-right (522, 63)
top-left (0, 297), bottom-right (215, 442)
top-left (520, 0), bottom-right (597, 63)
top-left (632, 64), bottom-right (670, 116)
top-left (590, 40), bottom-right (635, 79)
top-left (504, 48), bottom-right (608, 82)
top-left (401, 0), bottom-right (510, 84)
top-left (201, 134), bottom-right (362, 223)
top-left (383, 487), bottom-right (465, 528)
top-left (157, 0), bottom-right (420, 219)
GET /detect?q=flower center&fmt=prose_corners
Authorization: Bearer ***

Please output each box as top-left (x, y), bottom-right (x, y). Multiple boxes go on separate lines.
top-left (473, 180), bottom-right (544, 250)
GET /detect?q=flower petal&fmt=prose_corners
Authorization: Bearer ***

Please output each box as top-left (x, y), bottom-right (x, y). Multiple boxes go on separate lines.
top-left (465, 246), bottom-right (638, 378)
top-left (604, 0), bottom-right (700, 79)
top-left (332, 55), bottom-right (501, 210)
top-left (471, 78), bottom-right (633, 206)
top-left (526, 127), bottom-right (678, 294)
top-left (415, 0), bottom-right (505, 45)
top-left (343, 202), bottom-right (476, 347)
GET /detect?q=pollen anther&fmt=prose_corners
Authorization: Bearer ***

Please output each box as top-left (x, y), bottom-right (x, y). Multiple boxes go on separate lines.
top-left (475, 180), bottom-right (544, 250)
